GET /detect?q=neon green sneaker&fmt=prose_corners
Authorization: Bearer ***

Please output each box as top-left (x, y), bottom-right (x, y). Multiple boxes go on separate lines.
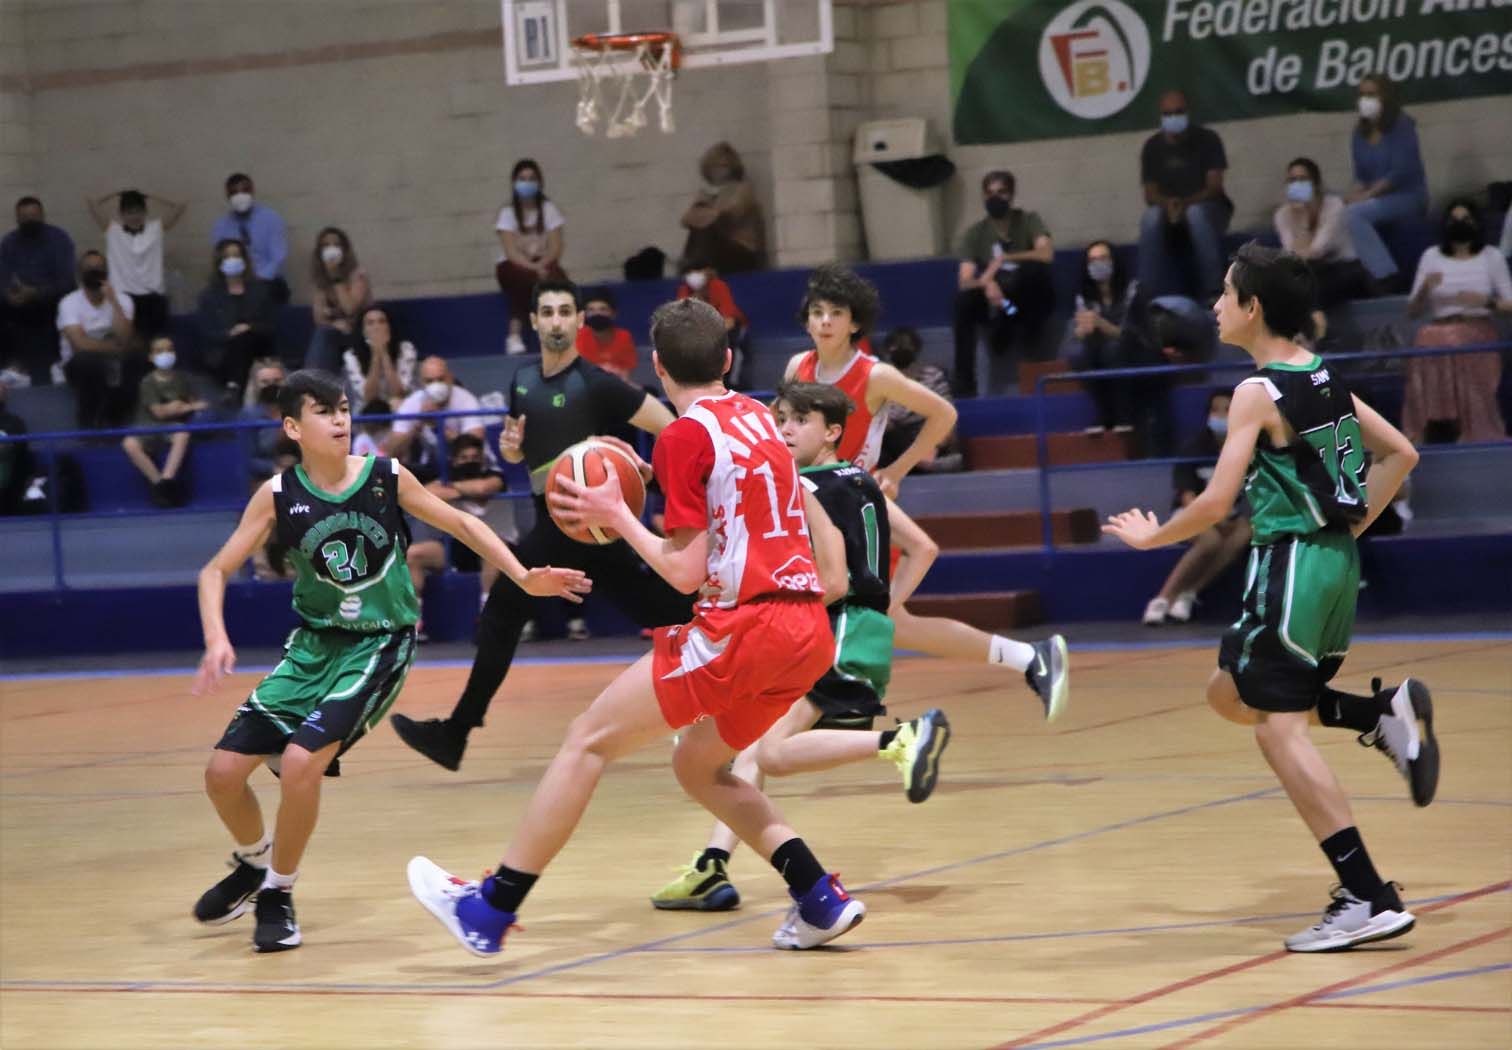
top-left (650, 854), bottom-right (741, 911)
top-left (881, 708), bottom-right (952, 803)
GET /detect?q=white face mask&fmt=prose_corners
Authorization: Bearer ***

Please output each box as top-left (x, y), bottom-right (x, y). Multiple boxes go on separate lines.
top-left (424, 380), bottom-right (451, 404)
top-left (684, 271), bottom-right (708, 291)
top-left (320, 244), bottom-right (344, 265)
top-left (229, 191), bottom-right (254, 214)
top-left (151, 352), bottom-right (176, 371)
top-left (1357, 96), bottom-right (1382, 120)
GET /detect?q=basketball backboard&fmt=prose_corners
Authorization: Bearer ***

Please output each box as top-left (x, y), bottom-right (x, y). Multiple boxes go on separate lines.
top-left (502, 0), bottom-right (833, 86)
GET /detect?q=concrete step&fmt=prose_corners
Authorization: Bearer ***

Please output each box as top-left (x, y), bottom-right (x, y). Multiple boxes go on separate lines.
top-left (1015, 358), bottom-right (1082, 396)
top-left (913, 508), bottom-right (1100, 549)
top-left (905, 590), bottom-right (1042, 630)
top-left (964, 430), bottom-right (1136, 470)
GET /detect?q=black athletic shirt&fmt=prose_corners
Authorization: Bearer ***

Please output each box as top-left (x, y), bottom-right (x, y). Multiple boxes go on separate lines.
top-left (508, 356), bottom-right (646, 495)
top-left (800, 461), bottom-right (891, 614)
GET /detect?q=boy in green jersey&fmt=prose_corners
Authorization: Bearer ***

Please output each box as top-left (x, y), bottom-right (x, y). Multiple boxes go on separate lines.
top-left (1104, 243), bottom-right (1440, 953)
top-left (190, 369), bottom-right (589, 953)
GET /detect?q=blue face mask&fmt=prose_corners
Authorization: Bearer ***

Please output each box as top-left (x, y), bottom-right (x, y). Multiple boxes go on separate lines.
top-left (514, 179), bottom-right (540, 199)
top-left (1161, 113), bottom-right (1188, 135)
top-left (219, 256), bottom-right (246, 278)
top-left (1208, 415), bottom-right (1228, 436)
top-left (1286, 180), bottom-right (1315, 204)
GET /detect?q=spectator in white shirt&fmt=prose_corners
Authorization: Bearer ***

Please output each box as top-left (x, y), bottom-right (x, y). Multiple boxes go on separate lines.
top-left (1272, 158), bottom-right (1368, 322)
top-left (86, 188), bottom-right (185, 341)
top-left (382, 355), bottom-right (490, 469)
top-left (57, 250), bottom-right (143, 428)
top-left (494, 159), bottom-right (566, 355)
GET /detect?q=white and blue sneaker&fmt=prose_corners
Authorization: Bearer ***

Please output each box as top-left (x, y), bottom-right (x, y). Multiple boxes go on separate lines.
top-left (407, 856), bottom-right (516, 957)
top-left (771, 874), bottom-right (866, 950)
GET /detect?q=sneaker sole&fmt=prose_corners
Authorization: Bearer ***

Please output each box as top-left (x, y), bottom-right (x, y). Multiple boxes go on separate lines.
top-left (1044, 635), bottom-right (1069, 723)
top-left (650, 883), bottom-right (741, 912)
top-left (1286, 910), bottom-right (1416, 953)
top-left (253, 928), bottom-right (302, 953)
top-left (1405, 679), bottom-right (1439, 807)
top-left (776, 900), bottom-right (867, 950)
top-left (906, 711), bottom-right (951, 804)
top-left (406, 856), bottom-right (496, 958)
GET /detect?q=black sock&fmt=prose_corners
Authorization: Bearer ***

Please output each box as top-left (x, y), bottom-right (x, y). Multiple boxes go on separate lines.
top-left (878, 728), bottom-right (899, 749)
top-left (1320, 827), bottom-right (1385, 900)
top-left (483, 864), bottom-right (538, 913)
top-left (697, 847), bottom-right (730, 870)
top-left (1316, 687), bottom-right (1385, 733)
top-left (770, 838), bottom-right (826, 896)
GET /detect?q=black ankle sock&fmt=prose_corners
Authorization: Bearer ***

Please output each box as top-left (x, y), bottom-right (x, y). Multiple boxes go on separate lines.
top-left (1316, 687), bottom-right (1385, 733)
top-left (770, 838), bottom-right (826, 896)
top-left (698, 847), bottom-right (731, 870)
top-left (1320, 827), bottom-right (1385, 900)
top-left (483, 864), bottom-right (538, 913)
top-left (878, 728), bottom-right (899, 749)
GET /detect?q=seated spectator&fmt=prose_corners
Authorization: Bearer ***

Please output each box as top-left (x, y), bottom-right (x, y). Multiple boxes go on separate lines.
top-left (121, 335), bottom-right (206, 507)
top-left (1273, 158), bottom-right (1368, 320)
top-left (1403, 198), bottom-right (1512, 444)
top-left (680, 141), bottom-right (767, 275)
top-left (952, 169), bottom-right (1055, 396)
top-left (340, 304), bottom-right (416, 408)
top-left (574, 287), bottom-right (637, 381)
top-left (198, 238), bottom-right (277, 404)
top-left (1344, 75), bottom-right (1427, 293)
top-left (675, 257), bottom-right (750, 386)
top-left (58, 250), bottom-right (143, 428)
top-left (237, 358), bottom-right (295, 579)
top-left (1501, 210), bottom-right (1512, 260)
top-left (1141, 390), bottom-right (1251, 624)
top-left (352, 398), bottom-right (393, 457)
top-left (494, 158), bottom-right (566, 356)
top-left (0, 375), bottom-right (33, 514)
top-left (209, 172), bottom-right (289, 303)
top-left (1066, 240), bottom-right (1140, 433)
top-left (405, 433), bottom-right (505, 642)
top-left (87, 188), bottom-right (184, 342)
top-left (1137, 90), bottom-right (1232, 301)
top-left (878, 327), bottom-right (961, 473)
top-left (0, 196), bottom-right (76, 386)
top-left (383, 355), bottom-right (490, 469)
top-left (307, 227), bottom-right (372, 372)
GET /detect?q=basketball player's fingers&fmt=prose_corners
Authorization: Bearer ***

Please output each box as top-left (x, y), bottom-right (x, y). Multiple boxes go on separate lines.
top-left (553, 475), bottom-right (585, 497)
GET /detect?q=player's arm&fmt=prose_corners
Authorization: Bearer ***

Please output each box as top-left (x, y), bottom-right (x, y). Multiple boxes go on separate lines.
top-left (1350, 393), bottom-right (1418, 537)
top-left (868, 363), bottom-right (959, 497)
top-left (396, 463), bottom-right (590, 601)
top-left (193, 481), bottom-right (277, 695)
top-left (884, 497), bottom-right (939, 610)
top-left (1103, 382), bottom-right (1269, 550)
top-left (802, 488), bottom-right (848, 606)
top-left (549, 469), bottom-right (710, 593)
top-left (627, 392), bottom-right (675, 436)
top-left (782, 352), bottom-right (805, 383)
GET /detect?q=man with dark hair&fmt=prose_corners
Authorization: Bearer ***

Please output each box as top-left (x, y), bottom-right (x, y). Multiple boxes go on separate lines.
top-left (57, 249), bottom-right (143, 428)
top-left (1138, 90), bottom-right (1233, 299)
top-left (0, 197), bottom-right (76, 385)
top-left (574, 286), bottom-right (637, 381)
top-left (210, 173), bottom-right (289, 303)
top-left (87, 187), bottom-right (186, 342)
top-left (952, 169), bottom-right (1055, 396)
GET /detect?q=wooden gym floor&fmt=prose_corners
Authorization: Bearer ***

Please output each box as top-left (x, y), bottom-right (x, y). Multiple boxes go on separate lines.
top-left (1, 637), bottom-right (1508, 1049)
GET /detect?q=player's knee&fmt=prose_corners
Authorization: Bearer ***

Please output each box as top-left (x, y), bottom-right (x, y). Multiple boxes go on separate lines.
top-left (754, 737), bottom-right (794, 778)
top-left (277, 746), bottom-right (328, 788)
top-left (204, 755), bottom-right (247, 797)
top-left (1253, 713), bottom-right (1304, 752)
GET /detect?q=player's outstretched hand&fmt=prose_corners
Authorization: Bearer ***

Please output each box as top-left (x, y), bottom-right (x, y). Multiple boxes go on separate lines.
top-left (548, 470), bottom-right (625, 530)
top-left (193, 640), bottom-right (237, 696)
top-left (591, 434), bottom-right (654, 484)
top-left (518, 565), bottom-right (593, 603)
top-left (1102, 508), bottom-right (1162, 550)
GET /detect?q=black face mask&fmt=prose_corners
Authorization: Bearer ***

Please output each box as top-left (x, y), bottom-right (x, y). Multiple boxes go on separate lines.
top-left (452, 460), bottom-right (484, 480)
top-left (1446, 219), bottom-right (1478, 245)
top-left (82, 269), bottom-right (107, 290)
top-left (583, 314), bottom-right (614, 332)
top-left (985, 196), bottom-right (1011, 220)
top-left (17, 219), bottom-right (43, 237)
top-left (258, 383), bottom-right (283, 406)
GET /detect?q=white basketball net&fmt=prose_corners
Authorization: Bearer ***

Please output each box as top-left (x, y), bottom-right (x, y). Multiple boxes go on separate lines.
top-left (573, 39), bottom-right (677, 138)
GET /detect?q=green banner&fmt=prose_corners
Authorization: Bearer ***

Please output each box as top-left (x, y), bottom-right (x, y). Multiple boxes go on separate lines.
top-left (951, 0), bottom-right (1512, 145)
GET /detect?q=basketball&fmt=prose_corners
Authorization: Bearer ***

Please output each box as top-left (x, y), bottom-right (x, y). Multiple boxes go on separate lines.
top-left (545, 439), bottom-right (647, 544)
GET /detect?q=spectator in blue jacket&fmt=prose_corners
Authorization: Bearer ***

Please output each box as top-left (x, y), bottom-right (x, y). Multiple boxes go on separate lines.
top-left (0, 197), bottom-right (76, 385)
top-left (1344, 75), bottom-right (1427, 291)
top-left (209, 173), bottom-right (289, 304)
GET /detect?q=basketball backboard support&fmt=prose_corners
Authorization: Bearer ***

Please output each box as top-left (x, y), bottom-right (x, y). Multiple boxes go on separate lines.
top-left (502, 1), bottom-right (833, 86)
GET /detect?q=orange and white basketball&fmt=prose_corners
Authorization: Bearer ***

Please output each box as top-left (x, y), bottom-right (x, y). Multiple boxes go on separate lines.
top-left (545, 439), bottom-right (647, 544)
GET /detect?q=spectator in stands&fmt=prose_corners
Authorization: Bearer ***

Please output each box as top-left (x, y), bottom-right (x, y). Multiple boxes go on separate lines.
top-left (198, 238), bottom-right (278, 404)
top-left (1501, 210), bottom-right (1512, 261)
top-left (383, 355), bottom-right (490, 469)
top-left (1141, 389), bottom-right (1252, 625)
top-left (0, 375), bottom-right (33, 514)
top-left (1403, 198), bottom-right (1512, 444)
top-left (676, 257), bottom-right (750, 385)
top-left (405, 432), bottom-right (506, 642)
top-left (1274, 158), bottom-right (1368, 321)
top-left (952, 170), bottom-right (1055, 396)
top-left (307, 226), bottom-right (372, 372)
top-left (239, 358), bottom-right (290, 481)
top-left (574, 287), bottom-right (637, 382)
top-left (86, 188), bottom-right (185, 342)
top-left (352, 398), bottom-right (392, 457)
top-left (680, 141), bottom-right (767, 275)
top-left (494, 159), bottom-right (566, 356)
top-left (0, 197), bottom-right (76, 386)
top-left (121, 335), bottom-right (206, 507)
top-left (209, 173), bottom-right (289, 303)
top-left (58, 249), bottom-right (143, 429)
top-left (1344, 75), bottom-right (1426, 294)
top-left (340, 304), bottom-right (416, 409)
top-left (1066, 240), bottom-right (1140, 433)
top-left (1138, 90), bottom-right (1232, 301)
top-left (878, 326), bottom-right (961, 473)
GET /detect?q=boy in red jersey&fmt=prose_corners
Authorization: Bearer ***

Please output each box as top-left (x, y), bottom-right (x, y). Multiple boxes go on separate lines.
top-left (407, 298), bottom-right (868, 955)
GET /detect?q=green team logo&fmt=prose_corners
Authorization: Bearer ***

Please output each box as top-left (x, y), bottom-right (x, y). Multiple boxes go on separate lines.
top-left (551, 392), bottom-right (567, 408)
top-left (1038, 1), bottom-right (1150, 120)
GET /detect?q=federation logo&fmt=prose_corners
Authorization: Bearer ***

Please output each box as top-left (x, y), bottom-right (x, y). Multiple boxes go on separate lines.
top-left (1038, 1), bottom-right (1150, 120)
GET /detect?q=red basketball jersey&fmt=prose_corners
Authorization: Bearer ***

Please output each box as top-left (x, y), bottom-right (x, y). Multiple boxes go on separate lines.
top-left (792, 349), bottom-right (888, 472)
top-left (653, 391), bottom-right (822, 610)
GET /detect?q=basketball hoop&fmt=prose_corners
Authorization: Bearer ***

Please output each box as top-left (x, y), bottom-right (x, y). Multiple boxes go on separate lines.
top-left (570, 31), bottom-right (681, 138)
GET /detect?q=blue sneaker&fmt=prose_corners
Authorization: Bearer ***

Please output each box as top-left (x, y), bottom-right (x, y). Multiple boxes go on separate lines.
top-left (771, 874), bottom-right (866, 950)
top-left (407, 856), bottom-right (516, 957)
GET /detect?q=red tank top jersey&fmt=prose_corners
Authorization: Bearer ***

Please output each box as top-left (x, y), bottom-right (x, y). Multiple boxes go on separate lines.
top-left (792, 349), bottom-right (888, 472)
top-left (653, 391), bottom-right (823, 610)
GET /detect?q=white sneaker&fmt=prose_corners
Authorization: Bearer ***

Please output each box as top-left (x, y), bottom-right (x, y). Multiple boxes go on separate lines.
top-left (1142, 597), bottom-right (1169, 625)
top-left (505, 333), bottom-right (527, 356)
top-left (566, 617), bottom-right (591, 641)
top-left (1361, 678), bottom-right (1438, 806)
top-left (1167, 591), bottom-right (1196, 622)
top-left (1284, 884), bottom-right (1414, 952)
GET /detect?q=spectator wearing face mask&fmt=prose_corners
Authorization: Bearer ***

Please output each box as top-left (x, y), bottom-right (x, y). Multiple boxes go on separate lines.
top-left (307, 226), bottom-right (372, 373)
top-left (57, 249), bottom-right (142, 428)
top-left (573, 287), bottom-right (637, 382)
top-left (238, 358), bottom-right (291, 482)
top-left (383, 355), bottom-right (490, 469)
top-left (209, 173), bottom-right (289, 303)
top-left (86, 188), bottom-right (185, 342)
top-left (0, 196), bottom-right (76, 386)
top-left (1273, 157), bottom-right (1368, 318)
top-left (198, 239), bottom-right (277, 404)
top-left (1066, 240), bottom-right (1140, 433)
top-left (1344, 75), bottom-right (1427, 293)
top-left (341, 304), bottom-right (417, 409)
top-left (878, 326), bottom-right (961, 473)
top-left (122, 335), bottom-right (207, 508)
top-left (494, 159), bottom-right (567, 356)
top-left (675, 257), bottom-right (750, 386)
top-left (680, 141), bottom-right (767, 275)
top-left (351, 398), bottom-right (393, 458)
top-left (1137, 90), bottom-right (1232, 301)
top-left (952, 169), bottom-right (1055, 396)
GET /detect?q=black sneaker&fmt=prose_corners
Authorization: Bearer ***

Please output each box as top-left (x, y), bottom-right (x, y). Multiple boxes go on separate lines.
top-left (193, 855), bottom-right (266, 925)
top-left (1362, 677), bottom-right (1439, 807)
top-left (1024, 635), bottom-right (1069, 722)
top-left (253, 888), bottom-right (301, 953)
top-left (390, 714), bottom-right (467, 771)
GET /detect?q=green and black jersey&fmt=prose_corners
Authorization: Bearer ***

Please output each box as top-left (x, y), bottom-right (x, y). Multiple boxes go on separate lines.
top-left (1237, 355), bottom-right (1368, 546)
top-left (799, 461), bottom-right (891, 614)
top-left (271, 455), bottom-right (420, 632)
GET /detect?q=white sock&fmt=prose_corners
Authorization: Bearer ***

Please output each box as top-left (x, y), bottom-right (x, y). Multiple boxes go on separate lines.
top-left (988, 635), bottom-right (1035, 672)
top-left (262, 867), bottom-right (297, 891)
top-left (234, 834), bottom-right (272, 869)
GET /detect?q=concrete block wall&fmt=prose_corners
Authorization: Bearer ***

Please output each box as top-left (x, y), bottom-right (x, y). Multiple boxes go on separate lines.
top-left (0, 0), bottom-right (36, 210)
